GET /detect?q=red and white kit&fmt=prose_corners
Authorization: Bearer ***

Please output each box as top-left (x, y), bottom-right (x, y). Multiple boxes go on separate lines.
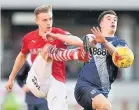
top-left (22, 27), bottom-right (88, 110)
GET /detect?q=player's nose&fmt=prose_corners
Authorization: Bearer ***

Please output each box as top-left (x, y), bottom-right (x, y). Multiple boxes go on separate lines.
top-left (112, 19), bottom-right (116, 24)
top-left (111, 21), bottom-right (116, 26)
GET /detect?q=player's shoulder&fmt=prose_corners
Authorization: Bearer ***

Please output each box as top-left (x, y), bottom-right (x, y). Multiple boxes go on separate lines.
top-left (113, 36), bottom-right (126, 42)
top-left (52, 27), bottom-right (64, 31)
top-left (112, 36), bottom-right (127, 46)
top-left (23, 29), bottom-right (38, 40)
top-left (52, 27), bottom-right (68, 35)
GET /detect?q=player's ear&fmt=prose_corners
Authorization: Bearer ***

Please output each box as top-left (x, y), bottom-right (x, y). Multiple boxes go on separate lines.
top-left (99, 20), bottom-right (104, 28)
top-left (35, 16), bottom-right (38, 25)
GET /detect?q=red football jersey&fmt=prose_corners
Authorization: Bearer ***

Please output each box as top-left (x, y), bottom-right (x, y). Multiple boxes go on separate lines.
top-left (21, 27), bottom-right (69, 82)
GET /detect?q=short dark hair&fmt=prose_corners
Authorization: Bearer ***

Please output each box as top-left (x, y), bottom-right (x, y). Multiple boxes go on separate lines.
top-left (34, 4), bottom-right (52, 16)
top-left (98, 10), bottom-right (117, 25)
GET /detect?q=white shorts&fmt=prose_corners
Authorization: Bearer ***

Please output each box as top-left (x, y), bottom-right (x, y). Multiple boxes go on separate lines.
top-left (26, 55), bottom-right (68, 110)
top-left (46, 77), bottom-right (68, 110)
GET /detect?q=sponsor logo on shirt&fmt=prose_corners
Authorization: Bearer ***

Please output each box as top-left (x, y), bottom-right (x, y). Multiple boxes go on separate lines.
top-left (30, 48), bottom-right (41, 54)
top-left (91, 48), bottom-right (107, 56)
top-left (90, 90), bottom-right (97, 95)
top-left (31, 40), bottom-right (36, 43)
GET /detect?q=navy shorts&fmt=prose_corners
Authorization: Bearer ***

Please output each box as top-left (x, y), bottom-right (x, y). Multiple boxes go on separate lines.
top-left (74, 86), bottom-right (108, 110)
top-left (27, 103), bottom-right (49, 110)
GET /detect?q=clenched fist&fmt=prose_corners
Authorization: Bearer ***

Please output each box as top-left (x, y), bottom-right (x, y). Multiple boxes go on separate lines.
top-left (5, 80), bottom-right (14, 92)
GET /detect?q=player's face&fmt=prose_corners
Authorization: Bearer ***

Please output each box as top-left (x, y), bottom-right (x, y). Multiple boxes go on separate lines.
top-left (100, 14), bottom-right (117, 34)
top-left (36, 11), bottom-right (53, 33)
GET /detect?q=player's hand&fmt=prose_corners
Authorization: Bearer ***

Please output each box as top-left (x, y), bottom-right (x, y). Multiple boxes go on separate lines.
top-left (5, 80), bottom-right (14, 92)
top-left (22, 84), bottom-right (30, 93)
top-left (44, 32), bottom-right (56, 41)
top-left (91, 27), bottom-right (107, 43)
top-left (45, 32), bottom-right (56, 38)
top-left (46, 32), bottom-right (56, 37)
top-left (77, 46), bottom-right (91, 62)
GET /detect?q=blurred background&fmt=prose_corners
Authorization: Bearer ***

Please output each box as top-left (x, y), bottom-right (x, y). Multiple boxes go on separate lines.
top-left (1, 0), bottom-right (139, 110)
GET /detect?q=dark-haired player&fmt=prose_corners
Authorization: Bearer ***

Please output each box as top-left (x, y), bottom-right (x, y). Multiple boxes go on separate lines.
top-left (74, 10), bottom-right (132, 110)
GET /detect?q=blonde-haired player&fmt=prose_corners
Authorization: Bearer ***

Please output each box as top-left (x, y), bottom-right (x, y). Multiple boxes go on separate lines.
top-left (5, 4), bottom-right (89, 110)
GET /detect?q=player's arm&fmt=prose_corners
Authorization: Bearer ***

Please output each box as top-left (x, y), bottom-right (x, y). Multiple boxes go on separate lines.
top-left (102, 39), bottom-right (128, 55)
top-left (9, 35), bottom-right (29, 82)
top-left (5, 36), bottom-right (29, 92)
top-left (9, 52), bottom-right (27, 81)
top-left (102, 41), bottom-right (115, 55)
top-left (46, 31), bottom-right (83, 47)
top-left (5, 52), bottom-right (27, 92)
top-left (54, 34), bottom-right (83, 46)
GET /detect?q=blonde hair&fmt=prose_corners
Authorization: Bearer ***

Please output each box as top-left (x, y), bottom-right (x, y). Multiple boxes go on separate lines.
top-left (34, 4), bottom-right (52, 16)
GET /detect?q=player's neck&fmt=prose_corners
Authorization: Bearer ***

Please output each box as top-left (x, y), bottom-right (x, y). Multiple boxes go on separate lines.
top-left (39, 30), bottom-right (44, 36)
top-left (38, 30), bottom-right (46, 39)
top-left (102, 31), bottom-right (115, 37)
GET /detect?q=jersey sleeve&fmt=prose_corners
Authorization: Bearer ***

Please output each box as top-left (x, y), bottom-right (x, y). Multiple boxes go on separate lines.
top-left (21, 36), bottom-right (29, 54)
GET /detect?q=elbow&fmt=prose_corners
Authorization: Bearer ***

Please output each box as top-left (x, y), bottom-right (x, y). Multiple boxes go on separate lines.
top-left (74, 37), bottom-right (83, 47)
top-left (77, 40), bottom-right (83, 47)
top-left (19, 52), bottom-right (27, 59)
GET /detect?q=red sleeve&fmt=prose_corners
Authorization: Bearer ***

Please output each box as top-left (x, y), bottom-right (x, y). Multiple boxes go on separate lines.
top-left (21, 36), bottom-right (29, 54)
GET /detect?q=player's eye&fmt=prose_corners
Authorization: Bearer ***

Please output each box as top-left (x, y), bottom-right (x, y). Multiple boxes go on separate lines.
top-left (49, 17), bottom-right (53, 21)
top-left (43, 19), bottom-right (47, 22)
top-left (114, 19), bottom-right (117, 22)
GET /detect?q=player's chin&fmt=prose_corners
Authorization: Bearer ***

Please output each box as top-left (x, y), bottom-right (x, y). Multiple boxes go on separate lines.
top-left (45, 29), bottom-right (50, 32)
top-left (110, 29), bottom-right (116, 34)
top-left (45, 27), bottom-right (52, 32)
top-left (112, 27), bottom-right (117, 31)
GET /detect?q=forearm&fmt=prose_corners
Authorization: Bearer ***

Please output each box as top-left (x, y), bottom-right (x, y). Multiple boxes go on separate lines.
top-left (103, 40), bottom-right (116, 55)
top-left (9, 52), bottom-right (27, 81)
top-left (55, 34), bottom-right (83, 46)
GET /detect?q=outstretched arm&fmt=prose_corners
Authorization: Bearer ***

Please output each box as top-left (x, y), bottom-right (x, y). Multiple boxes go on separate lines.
top-left (54, 34), bottom-right (83, 47)
top-left (45, 32), bottom-right (83, 47)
